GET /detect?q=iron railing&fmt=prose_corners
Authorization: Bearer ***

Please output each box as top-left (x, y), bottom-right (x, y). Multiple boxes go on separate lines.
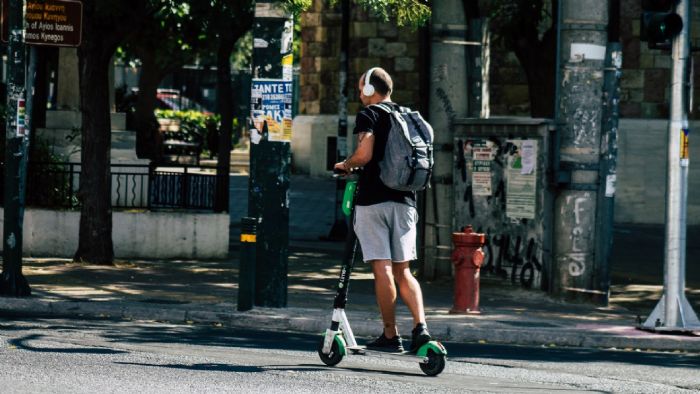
top-left (1, 162), bottom-right (223, 211)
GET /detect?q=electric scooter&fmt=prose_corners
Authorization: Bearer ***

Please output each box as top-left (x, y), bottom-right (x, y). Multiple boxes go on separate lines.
top-left (317, 173), bottom-right (447, 376)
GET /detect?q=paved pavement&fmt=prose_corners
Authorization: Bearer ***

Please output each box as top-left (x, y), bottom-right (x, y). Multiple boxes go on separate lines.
top-left (0, 174), bottom-right (699, 353)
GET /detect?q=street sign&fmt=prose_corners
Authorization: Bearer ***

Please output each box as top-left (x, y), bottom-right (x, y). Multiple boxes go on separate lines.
top-left (1, 0), bottom-right (82, 47)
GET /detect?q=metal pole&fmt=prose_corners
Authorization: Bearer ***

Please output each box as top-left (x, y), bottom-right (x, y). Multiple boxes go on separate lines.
top-left (641, 0), bottom-right (700, 332)
top-left (1, 0), bottom-right (31, 297)
top-left (327, 0), bottom-right (350, 240)
top-left (592, 0), bottom-right (622, 306)
top-left (594, 41), bottom-right (621, 306)
top-left (249, 1), bottom-right (292, 307)
top-left (238, 217), bottom-right (257, 311)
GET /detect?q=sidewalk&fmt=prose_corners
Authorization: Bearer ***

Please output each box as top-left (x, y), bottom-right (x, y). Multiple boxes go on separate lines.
top-left (0, 175), bottom-right (698, 353)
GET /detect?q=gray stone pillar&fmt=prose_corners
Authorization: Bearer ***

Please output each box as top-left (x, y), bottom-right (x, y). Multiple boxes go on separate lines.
top-left (426, 0), bottom-right (468, 278)
top-left (56, 47), bottom-right (80, 110)
top-left (553, 0), bottom-right (609, 302)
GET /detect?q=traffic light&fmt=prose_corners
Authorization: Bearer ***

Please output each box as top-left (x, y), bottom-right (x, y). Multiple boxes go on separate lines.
top-left (640, 0), bottom-right (683, 50)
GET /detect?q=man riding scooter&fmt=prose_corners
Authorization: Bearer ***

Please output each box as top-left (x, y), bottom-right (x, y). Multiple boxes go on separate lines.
top-left (334, 67), bottom-right (432, 353)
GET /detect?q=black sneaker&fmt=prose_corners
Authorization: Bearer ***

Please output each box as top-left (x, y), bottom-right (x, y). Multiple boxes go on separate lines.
top-left (410, 323), bottom-right (432, 353)
top-left (366, 333), bottom-right (404, 353)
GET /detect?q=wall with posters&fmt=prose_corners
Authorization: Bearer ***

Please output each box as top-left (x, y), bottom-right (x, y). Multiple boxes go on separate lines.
top-left (453, 119), bottom-right (555, 290)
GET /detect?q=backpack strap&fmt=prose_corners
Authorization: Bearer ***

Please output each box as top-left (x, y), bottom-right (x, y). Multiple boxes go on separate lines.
top-left (369, 103), bottom-right (393, 113)
top-left (405, 112), bottom-right (431, 144)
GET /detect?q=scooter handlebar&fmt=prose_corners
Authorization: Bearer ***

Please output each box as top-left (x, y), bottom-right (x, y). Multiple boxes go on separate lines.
top-left (332, 167), bottom-right (361, 178)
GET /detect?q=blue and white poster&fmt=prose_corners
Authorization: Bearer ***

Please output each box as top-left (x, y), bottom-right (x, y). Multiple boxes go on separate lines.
top-left (251, 79), bottom-right (293, 142)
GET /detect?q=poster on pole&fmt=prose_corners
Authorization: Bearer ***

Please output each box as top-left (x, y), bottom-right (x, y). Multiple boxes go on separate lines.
top-left (505, 139), bottom-right (537, 219)
top-left (250, 78), bottom-right (293, 142)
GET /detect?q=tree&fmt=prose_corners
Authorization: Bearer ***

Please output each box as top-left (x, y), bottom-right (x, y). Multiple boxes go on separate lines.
top-left (74, 0), bottom-right (151, 264)
top-left (196, 0), bottom-right (255, 212)
top-left (126, 3), bottom-right (209, 160)
top-left (468, 0), bottom-right (558, 118)
top-left (74, 0), bottom-right (429, 264)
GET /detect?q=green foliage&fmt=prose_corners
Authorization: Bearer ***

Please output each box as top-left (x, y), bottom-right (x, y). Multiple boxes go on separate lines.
top-left (488, 0), bottom-right (551, 45)
top-left (26, 140), bottom-right (80, 209)
top-left (232, 31), bottom-right (253, 70)
top-left (281, 0), bottom-right (313, 15)
top-left (155, 109), bottom-right (218, 144)
top-left (154, 109), bottom-right (243, 157)
top-left (282, 0), bottom-right (430, 27)
top-left (330, 0), bottom-right (431, 28)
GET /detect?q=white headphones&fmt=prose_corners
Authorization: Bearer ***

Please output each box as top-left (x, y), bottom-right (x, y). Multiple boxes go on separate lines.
top-left (362, 67), bottom-right (378, 97)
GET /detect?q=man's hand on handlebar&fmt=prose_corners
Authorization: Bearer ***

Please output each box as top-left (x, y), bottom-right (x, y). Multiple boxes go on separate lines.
top-left (333, 161), bottom-right (350, 176)
top-left (333, 161), bottom-right (361, 177)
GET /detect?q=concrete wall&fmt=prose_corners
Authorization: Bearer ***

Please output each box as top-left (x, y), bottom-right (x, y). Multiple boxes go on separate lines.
top-left (615, 119), bottom-right (700, 225)
top-left (0, 209), bottom-right (229, 259)
top-left (291, 115), bottom-right (356, 177)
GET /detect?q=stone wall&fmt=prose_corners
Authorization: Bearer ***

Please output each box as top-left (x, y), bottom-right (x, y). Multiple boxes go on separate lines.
top-left (299, 0), bottom-right (428, 116)
top-left (486, 0), bottom-right (700, 119)
top-left (619, 1), bottom-right (700, 118)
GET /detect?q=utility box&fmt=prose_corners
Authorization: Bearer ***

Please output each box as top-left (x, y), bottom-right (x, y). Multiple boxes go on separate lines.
top-left (452, 118), bottom-right (555, 291)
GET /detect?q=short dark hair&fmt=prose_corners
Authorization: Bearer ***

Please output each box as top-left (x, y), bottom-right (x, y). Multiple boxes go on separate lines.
top-left (365, 68), bottom-right (393, 96)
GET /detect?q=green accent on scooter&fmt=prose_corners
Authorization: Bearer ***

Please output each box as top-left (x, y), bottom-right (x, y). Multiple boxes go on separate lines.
top-left (341, 181), bottom-right (357, 217)
top-left (416, 341), bottom-right (447, 358)
top-left (334, 334), bottom-right (347, 356)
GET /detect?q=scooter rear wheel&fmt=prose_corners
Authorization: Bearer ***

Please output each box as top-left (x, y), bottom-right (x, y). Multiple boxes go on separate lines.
top-left (419, 349), bottom-right (446, 376)
top-left (317, 337), bottom-right (343, 366)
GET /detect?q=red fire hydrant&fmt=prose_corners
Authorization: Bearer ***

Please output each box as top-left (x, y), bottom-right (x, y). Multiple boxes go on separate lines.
top-left (450, 225), bottom-right (486, 314)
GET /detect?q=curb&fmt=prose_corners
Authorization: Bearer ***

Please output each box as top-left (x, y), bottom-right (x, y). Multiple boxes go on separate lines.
top-left (1, 298), bottom-right (698, 353)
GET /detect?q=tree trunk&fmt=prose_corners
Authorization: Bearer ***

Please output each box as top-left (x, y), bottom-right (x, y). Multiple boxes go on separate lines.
top-left (214, 37), bottom-right (236, 212)
top-left (72, 0), bottom-right (148, 265)
top-left (74, 31), bottom-right (115, 264)
top-left (133, 50), bottom-right (165, 160)
top-left (513, 33), bottom-right (557, 118)
top-left (29, 47), bottom-right (51, 162)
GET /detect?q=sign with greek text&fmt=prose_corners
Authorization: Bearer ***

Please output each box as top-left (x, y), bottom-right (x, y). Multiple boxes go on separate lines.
top-left (251, 79), bottom-right (293, 142)
top-left (1, 0), bottom-right (82, 47)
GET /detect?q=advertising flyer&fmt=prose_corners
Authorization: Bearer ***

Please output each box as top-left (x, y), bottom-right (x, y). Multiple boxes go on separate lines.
top-left (251, 79), bottom-right (293, 142)
top-left (466, 139), bottom-right (495, 196)
top-left (505, 139), bottom-right (537, 219)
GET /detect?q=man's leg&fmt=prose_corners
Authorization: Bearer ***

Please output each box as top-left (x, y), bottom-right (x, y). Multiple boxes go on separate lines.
top-left (392, 262), bottom-right (426, 326)
top-left (371, 259), bottom-right (399, 338)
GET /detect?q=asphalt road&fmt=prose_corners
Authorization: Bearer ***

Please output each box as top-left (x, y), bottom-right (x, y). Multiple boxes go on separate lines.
top-left (0, 317), bottom-right (698, 393)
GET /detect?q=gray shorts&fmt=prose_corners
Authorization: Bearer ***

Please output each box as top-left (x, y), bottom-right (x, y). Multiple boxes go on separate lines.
top-left (353, 201), bottom-right (418, 263)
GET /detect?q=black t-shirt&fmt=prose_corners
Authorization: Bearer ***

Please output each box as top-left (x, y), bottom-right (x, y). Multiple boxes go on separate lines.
top-left (353, 102), bottom-right (416, 207)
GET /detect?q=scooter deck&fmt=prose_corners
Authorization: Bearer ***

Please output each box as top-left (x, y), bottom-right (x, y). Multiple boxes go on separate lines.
top-left (346, 346), bottom-right (429, 363)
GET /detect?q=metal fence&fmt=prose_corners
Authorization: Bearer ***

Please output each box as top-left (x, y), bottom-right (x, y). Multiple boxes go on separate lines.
top-left (1, 162), bottom-right (222, 211)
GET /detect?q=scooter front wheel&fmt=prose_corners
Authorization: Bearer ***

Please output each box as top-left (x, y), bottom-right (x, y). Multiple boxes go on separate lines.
top-left (419, 349), bottom-right (446, 376)
top-left (317, 337), bottom-right (344, 366)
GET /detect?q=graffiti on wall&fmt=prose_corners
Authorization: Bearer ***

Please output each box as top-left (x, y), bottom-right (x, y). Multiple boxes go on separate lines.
top-left (454, 136), bottom-right (548, 289)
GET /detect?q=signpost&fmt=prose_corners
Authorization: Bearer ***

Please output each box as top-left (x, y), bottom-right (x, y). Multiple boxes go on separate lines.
top-left (1, 0), bottom-right (81, 296)
top-left (248, 1), bottom-right (293, 307)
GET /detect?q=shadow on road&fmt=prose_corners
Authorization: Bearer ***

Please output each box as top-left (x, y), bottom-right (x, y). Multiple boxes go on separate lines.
top-left (8, 333), bottom-right (128, 355)
top-left (446, 341), bottom-right (700, 369)
top-left (22, 318), bottom-right (695, 370)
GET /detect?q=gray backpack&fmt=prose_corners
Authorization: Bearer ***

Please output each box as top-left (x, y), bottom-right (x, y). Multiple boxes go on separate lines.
top-left (371, 103), bottom-right (434, 191)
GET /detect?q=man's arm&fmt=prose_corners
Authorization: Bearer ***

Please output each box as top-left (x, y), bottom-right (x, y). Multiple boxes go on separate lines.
top-left (333, 131), bottom-right (375, 173)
